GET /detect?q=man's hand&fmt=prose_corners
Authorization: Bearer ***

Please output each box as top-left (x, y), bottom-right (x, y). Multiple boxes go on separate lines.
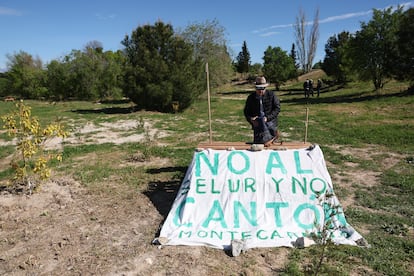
top-left (250, 117), bottom-right (259, 127)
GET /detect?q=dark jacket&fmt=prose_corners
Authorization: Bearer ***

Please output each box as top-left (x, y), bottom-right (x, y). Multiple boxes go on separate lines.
top-left (244, 90), bottom-right (281, 126)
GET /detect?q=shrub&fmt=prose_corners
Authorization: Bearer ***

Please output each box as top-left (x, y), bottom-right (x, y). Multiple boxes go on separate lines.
top-left (1, 100), bottom-right (68, 193)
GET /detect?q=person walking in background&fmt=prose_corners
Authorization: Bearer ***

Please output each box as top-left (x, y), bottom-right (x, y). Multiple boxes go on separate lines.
top-left (317, 79), bottom-right (323, 97)
top-left (244, 76), bottom-right (281, 146)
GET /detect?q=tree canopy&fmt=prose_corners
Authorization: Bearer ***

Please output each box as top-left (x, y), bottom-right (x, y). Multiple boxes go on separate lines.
top-left (235, 41), bottom-right (250, 76)
top-left (395, 7), bottom-right (414, 83)
top-left (322, 31), bottom-right (351, 83)
top-left (5, 51), bottom-right (46, 99)
top-left (122, 21), bottom-right (204, 112)
top-left (263, 46), bottom-right (296, 89)
top-left (347, 7), bottom-right (403, 90)
top-left (178, 19), bottom-right (233, 89)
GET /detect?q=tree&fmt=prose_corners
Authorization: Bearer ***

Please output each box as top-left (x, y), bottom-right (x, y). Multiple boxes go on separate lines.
top-left (322, 31), bottom-right (352, 83)
top-left (348, 7), bottom-right (403, 90)
top-left (294, 8), bottom-right (320, 73)
top-left (122, 21), bottom-right (204, 112)
top-left (290, 43), bottom-right (299, 70)
top-left (262, 46), bottom-right (296, 90)
top-left (395, 7), bottom-right (414, 84)
top-left (289, 43), bottom-right (299, 79)
top-left (179, 19), bottom-right (233, 88)
top-left (46, 59), bottom-right (71, 100)
top-left (99, 50), bottom-right (125, 100)
top-left (66, 49), bottom-right (102, 100)
top-left (307, 8), bottom-right (320, 72)
top-left (46, 44), bottom-right (124, 101)
top-left (235, 41), bottom-right (250, 77)
top-left (6, 51), bottom-right (46, 99)
top-left (249, 63), bottom-right (263, 78)
top-left (0, 72), bottom-right (8, 96)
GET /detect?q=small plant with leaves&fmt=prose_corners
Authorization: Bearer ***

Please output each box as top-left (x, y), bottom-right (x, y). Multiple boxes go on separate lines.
top-left (308, 191), bottom-right (344, 276)
top-left (133, 116), bottom-right (159, 161)
top-left (1, 100), bottom-right (68, 193)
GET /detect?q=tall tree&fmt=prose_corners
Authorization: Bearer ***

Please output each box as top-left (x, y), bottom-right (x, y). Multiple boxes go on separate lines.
top-left (235, 41), bottom-right (250, 76)
top-left (322, 31), bottom-right (352, 83)
top-left (122, 21), bottom-right (203, 112)
top-left (395, 7), bottom-right (414, 84)
top-left (348, 7), bottom-right (403, 90)
top-left (307, 8), bottom-right (319, 72)
top-left (263, 46), bottom-right (296, 90)
top-left (294, 8), bottom-right (320, 73)
top-left (46, 59), bottom-right (71, 100)
top-left (294, 9), bottom-right (306, 73)
top-left (179, 19), bottom-right (233, 88)
top-left (289, 43), bottom-right (298, 70)
top-left (289, 43), bottom-right (299, 79)
top-left (6, 51), bottom-right (46, 98)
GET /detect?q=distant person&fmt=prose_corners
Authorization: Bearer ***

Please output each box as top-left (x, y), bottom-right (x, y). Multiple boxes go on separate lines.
top-left (244, 76), bottom-right (281, 146)
top-left (309, 79), bottom-right (314, 97)
top-left (303, 79), bottom-right (310, 98)
top-left (317, 79), bottom-right (323, 97)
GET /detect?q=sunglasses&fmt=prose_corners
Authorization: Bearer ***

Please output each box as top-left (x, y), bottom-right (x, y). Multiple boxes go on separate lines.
top-left (256, 87), bottom-right (266, 90)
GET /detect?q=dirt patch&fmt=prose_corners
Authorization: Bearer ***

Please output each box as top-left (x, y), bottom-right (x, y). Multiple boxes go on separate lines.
top-left (0, 119), bottom-right (171, 151)
top-left (0, 175), bottom-right (294, 275)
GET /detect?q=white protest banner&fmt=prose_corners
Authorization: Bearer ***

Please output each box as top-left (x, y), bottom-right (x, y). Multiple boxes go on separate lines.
top-left (159, 145), bottom-right (365, 249)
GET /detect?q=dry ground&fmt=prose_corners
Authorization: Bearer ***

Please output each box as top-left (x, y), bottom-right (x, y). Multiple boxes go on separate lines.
top-left (0, 119), bottom-right (399, 275)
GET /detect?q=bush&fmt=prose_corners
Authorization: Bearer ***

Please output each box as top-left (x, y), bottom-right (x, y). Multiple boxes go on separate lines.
top-left (1, 100), bottom-right (68, 193)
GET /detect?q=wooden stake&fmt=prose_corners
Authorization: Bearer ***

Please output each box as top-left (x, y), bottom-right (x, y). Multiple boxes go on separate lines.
top-left (206, 63), bottom-right (213, 143)
top-left (304, 107), bottom-right (309, 143)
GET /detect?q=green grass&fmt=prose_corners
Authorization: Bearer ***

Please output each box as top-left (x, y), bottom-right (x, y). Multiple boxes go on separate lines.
top-left (0, 80), bottom-right (413, 275)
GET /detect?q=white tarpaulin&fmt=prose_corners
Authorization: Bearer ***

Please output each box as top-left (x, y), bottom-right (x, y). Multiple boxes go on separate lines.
top-left (158, 145), bottom-right (365, 250)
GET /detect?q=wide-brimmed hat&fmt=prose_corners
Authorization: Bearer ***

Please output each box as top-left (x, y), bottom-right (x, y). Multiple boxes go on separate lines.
top-left (255, 76), bottom-right (268, 88)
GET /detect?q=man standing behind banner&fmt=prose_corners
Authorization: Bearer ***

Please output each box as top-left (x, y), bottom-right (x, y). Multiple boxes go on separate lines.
top-left (244, 76), bottom-right (281, 146)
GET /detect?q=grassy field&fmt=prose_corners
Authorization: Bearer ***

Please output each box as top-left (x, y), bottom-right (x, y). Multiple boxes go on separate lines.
top-left (0, 78), bottom-right (413, 275)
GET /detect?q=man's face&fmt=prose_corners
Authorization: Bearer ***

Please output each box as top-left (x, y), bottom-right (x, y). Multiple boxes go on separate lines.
top-left (255, 86), bottom-right (266, 96)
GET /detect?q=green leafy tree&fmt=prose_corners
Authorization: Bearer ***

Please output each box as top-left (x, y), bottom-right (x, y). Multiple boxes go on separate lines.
top-left (0, 72), bottom-right (9, 96)
top-left (46, 44), bottom-right (124, 101)
top-left (61, 49), bottom-right (98, 100)
top-left (263, 46), bottom-right (296, 89)
top-left (322, 31), bottom-right (352, 83)
top-left (122, 21), bottom-right (204, 112)
top-left (179, 19), bottom-right (233, 89)
top-left (347, 7), bottom-right (403, 90)
top-left (235, 41), bottom-right (250, 77)
top-left (46, 59), bottom-right (72, 100)
top-left (6, 51), bottom-right (47, 99)
top-left (249, 63), bottom-right (263, 78)
top-left (395, 7), bottom-right (414, 84)
top-left (99, 50), bottom-right (125, 100)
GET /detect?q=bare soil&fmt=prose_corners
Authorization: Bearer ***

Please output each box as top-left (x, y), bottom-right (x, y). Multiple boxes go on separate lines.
top-left (0, 120), bottom-right (400, 275)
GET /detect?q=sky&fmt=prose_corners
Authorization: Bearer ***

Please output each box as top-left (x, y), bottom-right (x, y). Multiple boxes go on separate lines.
top-left (1, 0), bottom-right (413, 72)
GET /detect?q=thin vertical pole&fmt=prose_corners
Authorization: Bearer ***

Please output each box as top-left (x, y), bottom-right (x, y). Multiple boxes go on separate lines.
top-left (206, 63), bottom-right (213, 143)
top-left (304, 107), bottom-right (309, 143)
